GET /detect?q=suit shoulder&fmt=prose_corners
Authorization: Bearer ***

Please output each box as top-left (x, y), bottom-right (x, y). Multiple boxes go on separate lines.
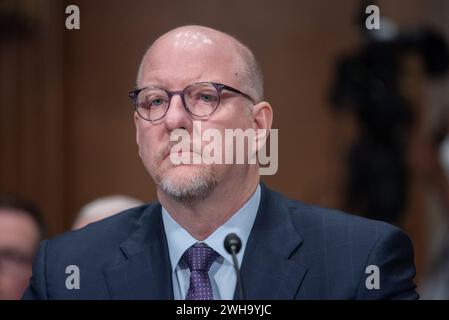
top-left (274, 189), bottom-right (403, 242)
top-left (47, 202), bottom-right (157, 250)
top-left (265, 188), bottom-right (417, 299)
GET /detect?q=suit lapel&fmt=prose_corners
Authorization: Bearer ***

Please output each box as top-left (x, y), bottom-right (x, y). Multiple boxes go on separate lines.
top-left (103, 204), bottom-right (173, 299)
top-left (236, 184), bottom-right (308, 299)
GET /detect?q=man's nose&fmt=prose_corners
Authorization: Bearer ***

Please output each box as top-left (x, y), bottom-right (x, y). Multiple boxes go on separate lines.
top-left (164, 94), bottom-right (192, 132)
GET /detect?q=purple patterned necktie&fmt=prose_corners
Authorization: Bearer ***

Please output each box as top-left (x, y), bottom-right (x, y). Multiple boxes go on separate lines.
top-left (182, 242), bottom-right (219, 300)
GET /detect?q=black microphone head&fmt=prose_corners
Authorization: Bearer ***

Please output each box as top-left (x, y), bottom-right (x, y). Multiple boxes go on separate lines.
top-left (224, 233), bottom-right (242, 254)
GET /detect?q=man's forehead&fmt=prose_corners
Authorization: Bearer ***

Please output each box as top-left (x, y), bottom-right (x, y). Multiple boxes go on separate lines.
top-left (139, 29), bottom-right (243, 87)
top-left (145, 28), bottom-right (236, 65)
top-left (171, 29), bottom-right (214, 48)
top-left (156, 26), bottom-right (232, 48)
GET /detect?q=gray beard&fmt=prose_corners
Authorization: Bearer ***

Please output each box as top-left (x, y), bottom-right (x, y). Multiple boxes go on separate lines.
top-left (156, 167), bottom-right (218, 204)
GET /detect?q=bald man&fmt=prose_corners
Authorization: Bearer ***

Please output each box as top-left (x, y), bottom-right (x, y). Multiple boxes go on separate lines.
top-left (23, 25), bottom-right (418, 300)
top-left (72, 195), bottom-right (143, 230)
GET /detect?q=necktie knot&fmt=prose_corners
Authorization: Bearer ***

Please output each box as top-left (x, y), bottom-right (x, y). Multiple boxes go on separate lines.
top-left (182, 242), bottom-right (219, 272)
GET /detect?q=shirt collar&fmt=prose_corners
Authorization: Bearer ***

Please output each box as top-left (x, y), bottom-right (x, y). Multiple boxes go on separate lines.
top-left (161, 184), bottom-right (261, 272)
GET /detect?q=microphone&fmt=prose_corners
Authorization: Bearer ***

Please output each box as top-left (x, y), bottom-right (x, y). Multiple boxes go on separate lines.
top-left (224, 233), bottom-right (245, 300)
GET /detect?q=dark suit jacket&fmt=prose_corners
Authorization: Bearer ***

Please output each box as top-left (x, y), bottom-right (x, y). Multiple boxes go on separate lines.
top-left (22, 184), bottom-right (418, 299)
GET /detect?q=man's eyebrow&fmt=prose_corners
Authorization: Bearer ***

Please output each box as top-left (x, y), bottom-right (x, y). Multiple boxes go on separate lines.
top-left (138, 82), bottom-right (166, 89)
top-left (137, 72), bottom-right (169, 87)
top-left (138, 78), bottom-right (224, 90)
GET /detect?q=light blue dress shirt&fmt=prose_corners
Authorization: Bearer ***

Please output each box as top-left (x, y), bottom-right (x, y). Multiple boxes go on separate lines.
top-left (161, 184), bottom-right (261, 300)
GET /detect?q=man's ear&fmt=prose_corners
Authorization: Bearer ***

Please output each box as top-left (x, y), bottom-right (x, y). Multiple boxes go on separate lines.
top-left (252, 101), bottom-right (273, 132)
top-left (134, 112), bottom-right (140, 147)
top-left (251, 101), bottom-right (273, 155)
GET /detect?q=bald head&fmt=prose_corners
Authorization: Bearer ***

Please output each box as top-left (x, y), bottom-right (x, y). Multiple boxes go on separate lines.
top-left (137, 25), bottom-right (264, 102)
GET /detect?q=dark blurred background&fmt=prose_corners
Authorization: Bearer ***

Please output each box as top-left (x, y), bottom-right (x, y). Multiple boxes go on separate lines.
top-left (2, 0), bottom-right (449, 298)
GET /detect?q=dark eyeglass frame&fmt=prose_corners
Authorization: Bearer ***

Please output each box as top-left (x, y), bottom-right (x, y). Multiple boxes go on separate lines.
top-left (128, 81), bottom-right (256, 121)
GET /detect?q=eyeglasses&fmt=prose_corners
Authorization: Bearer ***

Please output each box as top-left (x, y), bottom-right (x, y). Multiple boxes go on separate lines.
top-left (129, 82), bottom-right (255, 121)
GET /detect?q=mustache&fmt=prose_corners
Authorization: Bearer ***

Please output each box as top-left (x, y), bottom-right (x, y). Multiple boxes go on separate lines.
top-left (155, 141), bottom-right (177, 166)
top-left (155, 139), bottom-right (202, 166)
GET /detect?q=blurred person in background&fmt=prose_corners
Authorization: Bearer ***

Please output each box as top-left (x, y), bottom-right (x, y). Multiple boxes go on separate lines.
top-left (331, 23), bottom-right (449, 225)
top-left (0, 195), bottom-right (44, 300)
top-left (72, 195), bottom-right (143, 230)
top-left (416, 105), bottom-right (449, 299)
top-left (330, 13), bottom-right (449, 298)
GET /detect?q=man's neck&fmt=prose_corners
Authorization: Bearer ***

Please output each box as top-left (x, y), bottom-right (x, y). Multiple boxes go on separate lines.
top-left (158, 173), bottom-right (260, 240)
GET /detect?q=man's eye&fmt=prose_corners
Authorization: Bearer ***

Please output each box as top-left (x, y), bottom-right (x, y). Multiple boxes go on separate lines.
top-left (150, 98), bottom-right (164, 106)
top-left (199, 94), bottom-right (216, 102)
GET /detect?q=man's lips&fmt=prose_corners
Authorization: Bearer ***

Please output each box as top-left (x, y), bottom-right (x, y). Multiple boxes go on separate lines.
top-left (169, 150), bottom-right (198, 155)
top-left (164, 150), bottom-right (196, 159)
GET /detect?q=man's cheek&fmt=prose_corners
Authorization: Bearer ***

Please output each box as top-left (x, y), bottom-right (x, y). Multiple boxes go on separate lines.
top-left (138, 142), bottom-right (152, 164)
top-left (137, 141), bottom-right (146, 162)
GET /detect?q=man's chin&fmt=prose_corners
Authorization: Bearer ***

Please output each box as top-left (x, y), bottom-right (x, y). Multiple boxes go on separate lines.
top-left (162, 163), bottom-right (210, 182)
top-left (156, 165), bottom-right (218, 203)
